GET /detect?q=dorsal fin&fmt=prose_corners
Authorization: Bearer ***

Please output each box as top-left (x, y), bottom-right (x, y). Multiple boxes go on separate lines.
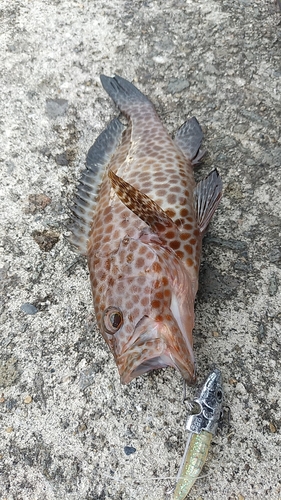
top-left (86, 117), bottom-right (125, 173)
top-left (108, 169), bottom-right (180, 246)
top-left (174, 117), bottom-right (205, 164)
top-left (68, 117), bottom-right (125, 254)
top-left (194, 169), bottom-right (222, 233)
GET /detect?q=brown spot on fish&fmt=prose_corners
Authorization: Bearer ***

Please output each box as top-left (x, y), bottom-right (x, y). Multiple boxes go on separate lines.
top-left (151, 299), bottom-right (160, 309)
top-left (180, 232), bottom-right (190, 241)
top-left (108, 277), bottom-right (114, 287)
top-left (155, 183), bottom-right (170, 190)
top-left (102, 234), bottom-right (111, 244)
top-left (155, 222), bottom-right (166, 232)
top-left (141, 297), bottom-right (149, 306)
top-left (170, 240), bottom-right (181, 250)
top-left (170, 185), bottom-right (181, 193)
top-left (104, 213), bottom-right (113, 224)
top-left (104, 206), bottom-right (111, 216)
top-left (165, 209), bottom-right (176, 218)
top-left (154, 280), bottom-right (161, 289)
top-left (167, 194), bottom-right (177, 204)
top-left (152, 262), bottom-right (162, 273)
top-left (155, 314), bottom-right (163, 322)
top-left (166, 230), bottom-right (176, 240)
top-left (156, 189), bottom-right (168, 197)
top-left (180, 208), bottom-right (189, 217)
top-left (176, 250), bottom-right (184, 259)
top-left (184, 244), bottom-right (193, 255)
top-left (136, 257), bottom-right (145, 268)
top-left (130, 240), bottom-right (139, 252)
top-left (105, 259), bottom-right (111, 271)
top-left (138, 246), bottom-right (147, 255)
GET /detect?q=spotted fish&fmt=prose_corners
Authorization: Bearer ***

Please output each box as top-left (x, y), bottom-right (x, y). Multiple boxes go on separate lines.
top-left (69, 75), bottom-right (222, 385)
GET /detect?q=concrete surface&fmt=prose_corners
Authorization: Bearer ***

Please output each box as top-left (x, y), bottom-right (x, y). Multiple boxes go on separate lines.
top-left (1, 1), bottom-right (281, 499)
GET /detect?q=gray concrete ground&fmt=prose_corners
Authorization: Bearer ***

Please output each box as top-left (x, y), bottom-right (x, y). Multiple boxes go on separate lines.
top-left (1, 1), bottom-right (281, 499)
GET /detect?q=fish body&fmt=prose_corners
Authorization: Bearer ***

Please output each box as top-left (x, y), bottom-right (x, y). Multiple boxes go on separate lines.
top-left (173, 369), bottom-right (223, 499)
top-left (69, 75), bottom-right (222, 384)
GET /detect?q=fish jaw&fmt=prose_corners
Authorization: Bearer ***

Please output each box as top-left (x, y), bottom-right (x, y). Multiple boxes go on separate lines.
top-left (116, 316), bottom-right (196, 385)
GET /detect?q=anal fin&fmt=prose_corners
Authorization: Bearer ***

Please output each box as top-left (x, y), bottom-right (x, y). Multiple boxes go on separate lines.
top-left (68, 117), bottom-right (125, 254)
top-left (194, 169), bottom-right (222, 233)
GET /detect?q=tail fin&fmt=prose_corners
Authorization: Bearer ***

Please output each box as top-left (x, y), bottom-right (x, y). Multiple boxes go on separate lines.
top-left (100, 74), bottom-right (152, 115)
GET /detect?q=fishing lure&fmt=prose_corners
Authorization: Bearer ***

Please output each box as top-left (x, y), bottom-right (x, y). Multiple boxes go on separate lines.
top-left (173, 369), bottom-right (223, 499)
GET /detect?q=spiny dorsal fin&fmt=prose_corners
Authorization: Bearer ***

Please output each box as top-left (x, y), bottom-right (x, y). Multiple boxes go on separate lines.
top-left (108, 169), bottom-right (180, 244)
top-left (174, 116), bottom-right (205, 164)
top-left (68, 117), bottom-right (125, 254)
top-left (194, 169), bottom-right (222, 233)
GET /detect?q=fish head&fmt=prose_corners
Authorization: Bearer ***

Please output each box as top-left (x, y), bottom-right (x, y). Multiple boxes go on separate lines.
top-left (97, 236), bottom-right (196, 384)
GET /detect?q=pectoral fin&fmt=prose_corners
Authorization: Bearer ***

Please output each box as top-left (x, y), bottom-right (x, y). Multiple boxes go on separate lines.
top-left (194, 169), bottom-right (222, 233)
top-left (108, 170), bottom-right (179, 241)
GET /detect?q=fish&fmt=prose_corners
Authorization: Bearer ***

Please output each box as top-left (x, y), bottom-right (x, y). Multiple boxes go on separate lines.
top-left (173, 369), bottom-right (223, 499)
top-left (69, 75), bottom-right (222, 385)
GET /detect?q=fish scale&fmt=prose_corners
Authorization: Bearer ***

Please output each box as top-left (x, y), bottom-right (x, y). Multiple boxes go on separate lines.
top-left (69, 74), bottom-right (222, 385)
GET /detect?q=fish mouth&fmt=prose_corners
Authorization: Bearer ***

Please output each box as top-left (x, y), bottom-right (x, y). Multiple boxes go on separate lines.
top-left (118, 338), bottom-right (173, 384)
top-left (117, 317), bottom-right (196, 385)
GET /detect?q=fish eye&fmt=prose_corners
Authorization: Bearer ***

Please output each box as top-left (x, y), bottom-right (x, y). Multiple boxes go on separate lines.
top-left (216, 388), bottom-right (223, 402)
top-left (103, 307), bottom-right (123, 335)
